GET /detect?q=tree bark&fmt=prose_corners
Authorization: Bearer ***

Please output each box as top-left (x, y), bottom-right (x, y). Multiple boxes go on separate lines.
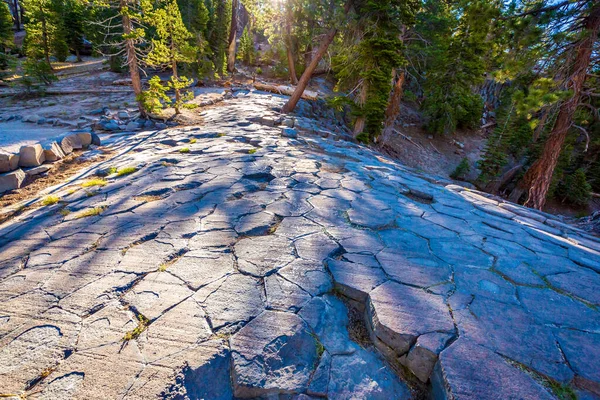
top-left (227, 0), bottom-right (238, 73)
top-left (380, 69), bottom-right (406, 144)
top-left (13, 0), bottom-right (20, 31)
top-left (515, 3), bottom-right (600, 210)
top-left (120, 0), bottom-right (145, 116)
top-left (353, 82), bottom-right (368, 137)
top-left (281, 0), bottom-right (353, 114)
top-left (285, 4), bottom-right (298, 84)
top-left (40, 9), bottom-right (51, 69)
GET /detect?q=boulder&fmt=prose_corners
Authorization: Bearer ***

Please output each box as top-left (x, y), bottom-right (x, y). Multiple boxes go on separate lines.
top-left (75, 132), bottom-right (92, 147)
top-left (125, 121), bottom-right (139, 131)
top-left (22, 114), bottom-right (41, 123)
top-left (282, 117), bottom-right (295, 128)
top-left (101, 120), bottom-right (121, 132)
top-left (19, 144), bottom-right (45, 167)
top-left (91, 133), bottom-right (101, 146)
top-left (25, 165), bottom-right (52, 176)
top-left (118, 110), bottom-right (130, 119)
top-left (0, 169), bottom-right (26, 193)
top-left (0, 152), bottom-right (19, 172)
top-left (60, 134), bottom-right (83, 154)
top-left (281, 127), bottom-right (298, 139)
top-left (43, 142), bottom-right (66, 162)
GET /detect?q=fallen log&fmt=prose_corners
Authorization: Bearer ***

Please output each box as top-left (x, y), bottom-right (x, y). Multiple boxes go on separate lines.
top-left (253, 82), bottom-right (320, 101)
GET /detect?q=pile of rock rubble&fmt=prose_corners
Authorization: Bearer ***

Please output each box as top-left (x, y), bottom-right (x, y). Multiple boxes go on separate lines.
top-left (0, 130), bottom-right (100, 194)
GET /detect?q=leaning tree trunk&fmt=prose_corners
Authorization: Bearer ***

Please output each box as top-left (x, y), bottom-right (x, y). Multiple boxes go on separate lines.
top-left (380, 69), bottom-right (406, 145)
top-left (515, 3), bottom-right (600, 210)
top-left (120, 0), bottom-right (145, 117)
top-left (13, 0), bottom-right (20, 30)
top-left (227, 0), bottom-right (238, 73)
top-left (282, 0), bottom-right (353, 114)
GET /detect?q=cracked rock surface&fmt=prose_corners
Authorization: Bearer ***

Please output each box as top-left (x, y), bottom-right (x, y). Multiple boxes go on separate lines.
top-left (1, 91), bottom-right (599, 399)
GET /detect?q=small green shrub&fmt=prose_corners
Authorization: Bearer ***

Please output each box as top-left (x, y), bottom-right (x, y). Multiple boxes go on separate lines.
top-left (190, 138), bottom-right (197, 144)
top-left (450, 158), bottom-right (471, 180)
top-left (255, 67), bottom-right (263, 75)
top-left (41, 195), bottom-right (60, 206)
top-left (81, 178), bottom-right (107, 188)
top-left (117, 167), bottom-right (138, 176)
top-left (556, 168), bottom-right (592, 206)
top-left (75, 206), bottom-right (105, 219)
top-left (179, 147), bottom-right (190, 153)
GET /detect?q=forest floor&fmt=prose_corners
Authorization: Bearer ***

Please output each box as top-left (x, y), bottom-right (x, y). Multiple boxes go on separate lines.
top-left (1, 86), bottom-right (599, 400)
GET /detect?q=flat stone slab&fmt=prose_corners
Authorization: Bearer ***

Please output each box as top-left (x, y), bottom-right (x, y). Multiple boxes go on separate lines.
top-left (367, 281), bottom-right (455, 356)
top-left (432, 338), bottom-right (555, 399)
top-left (234, 235), bottom-right (295, 276)
top-left (230, 310), bottom-right (318, 397)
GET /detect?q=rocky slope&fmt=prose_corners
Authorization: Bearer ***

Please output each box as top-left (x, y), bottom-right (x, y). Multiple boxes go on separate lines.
top-left (0, 91), bottom-right (599, 399)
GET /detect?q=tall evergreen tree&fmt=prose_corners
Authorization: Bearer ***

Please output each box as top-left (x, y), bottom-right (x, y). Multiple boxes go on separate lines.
top-left (145, 0), bottom-right (196, 113)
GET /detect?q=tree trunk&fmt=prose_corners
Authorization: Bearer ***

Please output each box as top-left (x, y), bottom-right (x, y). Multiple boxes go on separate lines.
top-left (380, 69), bottom-right (406, 145)
top-left (75, 48), bottom-right (81, 62)
top-left (13, 0), bottom-right (20, 31)
top-left (281, 0), bottom-right (353, 114)
top-left (285, 4), bottom-right (298, 84)
top-left (173, 59), bottom-right (181, 114)
top-left (120, 0), bottom-right (145, 117)
top-left (227, 0), bottom-right (238, 73)
top-left (516, 3), bottom-right (600, 210)
top-left (353, 82), bottom-right (368, 138)
top-left (40, 10), bottom-right (51, 69)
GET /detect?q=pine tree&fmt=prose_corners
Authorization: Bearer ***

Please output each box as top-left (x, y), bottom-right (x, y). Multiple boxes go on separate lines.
top-left (0, 1), bottom-right (12, 49)
top-left (62, 0), bottom-right (86, 61)
top-left (22, 0), bottom-right (66, 67)
top-left (207, 0), bottom-right (230, 77)
top-left (145, 0), bottom-right (197, 114)
top-left (418, 0), bottom-right (499, 135)
top-left (237, 26), bottom-right (255, 65)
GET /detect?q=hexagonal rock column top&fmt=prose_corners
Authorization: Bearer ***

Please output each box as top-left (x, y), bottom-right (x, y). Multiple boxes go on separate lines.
top-left (230, 310), bottom-right (318, 398)
top-left (431, 338), bottom-right (555, 400)
top-left (18, 144), bottom-right (45, 167)
top-left (367, 281), bottom-right (455, 357)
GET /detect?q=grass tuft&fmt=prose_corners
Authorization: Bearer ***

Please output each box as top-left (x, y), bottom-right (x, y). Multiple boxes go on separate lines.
top-left (41, 195), bottom-right (60, 206)
top-left (549, 381), bottom-right (577, 400)
top-left (81, 178), bottom-right (107, 188)
top-left (190, 138), bottom-right (197, 144)
top-left (117, 166), bottom-right (138, 176)
top-left (75, 206), bottom-right (106, 219)
top-left (122, 314), bottom-right (150, 342)
top-left (59, 208), bottom-right (71, 216)
top-left (248, 148), bottom-right (257, 154)
top-left (179, 147), bottom-right (190, 154)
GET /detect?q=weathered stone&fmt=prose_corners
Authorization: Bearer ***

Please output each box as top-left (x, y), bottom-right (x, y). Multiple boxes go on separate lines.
top-left (76, 132), bottom-right (92, 147)
top-left (168, 250), bottom-right (234, 290)
top-left (299, 295), bottom-right (356, 355)
top-left (265, 273), bottom-right (311, 312)
top-left (556, 330), bottom-right (600, 396)
top-left (91, 132), bottom-right (101, 146)
top-left (195, 274), bottom-right (265, 330)
top-left (234, 211), bottom-right (277, 236)
top-left (405, 332), bottom-right (453, 382)
top-left (294, 232), bottom-right (339, 262)
top-left (367, 281), bottom-right (454, 355)
top-left (43, 141), bottom-right (66, 162)
top-left (278, 259), bottom-right (333, 296)
top-left (307, 351), bottom-right (331, 397)
top-left (0, 152), bottom-right (19, 172)
top-left (328, 349), bottom-right (412, 399)
top-left (378, 250), bottom-right (451, 288)
top-left (235, 235), bottom-right (295, 276)
top-left (18, 144), bottom-right (45, 167)
top-left (60, 134), bottom-right (82, 154)
top-left (0, 169), bottom-right (26, 193)
top-left (431, 338), bottom-right (555, 400)
top-left (327, 258), bottom-right (387, 302)
top-left (281, 127), bottom-right (298, 138)
top-left (122, 272), bottom-right (193, 321)
top-left (230, 310), bottom-right (317, 397)
top-left (455, 296), bottom-right (573, 382)
top-left (25, 164), bottom-right (52, 176)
